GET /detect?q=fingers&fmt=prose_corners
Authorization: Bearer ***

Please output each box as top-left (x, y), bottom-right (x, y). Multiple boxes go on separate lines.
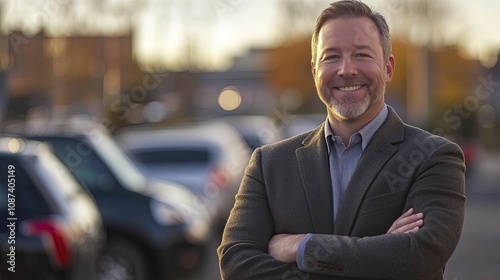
top-left (394, 208), bottom-right (414, 223)
top-left (387, 208), bottom-right (424, 234)
top-left (387, 208), bottom-right (414, 233)
top-left (403, 226), bottom-right (420, 234)
top-left (398, 219), bottom-right (423, 234)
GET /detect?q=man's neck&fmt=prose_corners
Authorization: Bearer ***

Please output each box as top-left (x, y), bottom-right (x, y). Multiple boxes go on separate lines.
top-left (327, 104), bottom-right (383, 145)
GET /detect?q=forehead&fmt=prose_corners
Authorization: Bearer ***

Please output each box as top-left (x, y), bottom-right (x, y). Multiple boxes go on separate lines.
top-left (317, 17), bottom-right (382, 51)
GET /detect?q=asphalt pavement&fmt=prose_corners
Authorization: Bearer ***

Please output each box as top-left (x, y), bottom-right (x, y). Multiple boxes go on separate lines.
top-left (444, 148), bottom-right (500, 280)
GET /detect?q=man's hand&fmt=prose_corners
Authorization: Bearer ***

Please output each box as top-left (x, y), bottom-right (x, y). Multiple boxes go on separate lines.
top-left (268, 233), bottom-right (305, 263)
top-left (387, 208), bottom-right (424, 234)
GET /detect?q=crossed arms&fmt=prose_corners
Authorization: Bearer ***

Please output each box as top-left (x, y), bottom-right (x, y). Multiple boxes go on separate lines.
top-left (268, 208), bottom-right (424, 263)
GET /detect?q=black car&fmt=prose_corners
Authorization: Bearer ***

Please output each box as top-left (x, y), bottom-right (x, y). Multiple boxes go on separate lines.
top-left (0, 137), bottom-right (105, 280)
top-left (7, 118), bottom-right (212, 280)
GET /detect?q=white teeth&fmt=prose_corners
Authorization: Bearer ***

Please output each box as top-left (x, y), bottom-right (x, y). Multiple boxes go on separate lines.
top-left (338, 85), bottom-right (362, 91)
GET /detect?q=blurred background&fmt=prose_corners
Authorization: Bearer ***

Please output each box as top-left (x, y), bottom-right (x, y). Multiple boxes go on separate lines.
top-left (0, 0), bottom-right (499, 279)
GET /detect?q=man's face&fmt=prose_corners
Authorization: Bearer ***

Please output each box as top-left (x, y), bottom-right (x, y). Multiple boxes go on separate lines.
top-left (312, 17), bottom-right (395, 122)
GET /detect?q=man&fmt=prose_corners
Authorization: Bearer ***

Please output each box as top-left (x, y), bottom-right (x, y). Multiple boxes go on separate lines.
top-left (218, 1), bottom-right (466, 279)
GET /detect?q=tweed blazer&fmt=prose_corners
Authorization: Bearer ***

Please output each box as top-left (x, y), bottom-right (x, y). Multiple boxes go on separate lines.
top-left (218, 107), bottom-right (466, 280)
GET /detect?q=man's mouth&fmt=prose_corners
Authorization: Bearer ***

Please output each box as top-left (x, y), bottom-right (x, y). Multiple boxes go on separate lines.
top-left (337, 85), bottom-right (363, 91)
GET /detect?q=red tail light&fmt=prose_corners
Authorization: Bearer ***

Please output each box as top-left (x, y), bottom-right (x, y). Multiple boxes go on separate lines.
top-left (209, 166), bottom-right (231, 189)
top-left (23, 219), bottom-right (71, 268)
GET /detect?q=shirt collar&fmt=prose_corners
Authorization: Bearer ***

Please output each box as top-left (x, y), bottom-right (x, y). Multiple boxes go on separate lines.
top-left (324, 104), bottom-right (388, 153)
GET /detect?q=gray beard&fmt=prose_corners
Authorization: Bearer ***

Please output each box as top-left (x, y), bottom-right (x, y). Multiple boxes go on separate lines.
top-left (328, 93), bottom-right (371, 120)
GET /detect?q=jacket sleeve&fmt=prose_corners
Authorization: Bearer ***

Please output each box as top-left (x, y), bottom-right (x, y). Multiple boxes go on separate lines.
top-left (299, 141), bottom-right (466, 280)
top-left (217, 148), bottom-right (311, 279)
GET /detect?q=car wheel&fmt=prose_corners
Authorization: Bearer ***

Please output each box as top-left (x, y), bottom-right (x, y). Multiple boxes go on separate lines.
top-left (96, 237), bottom-right (149, 280)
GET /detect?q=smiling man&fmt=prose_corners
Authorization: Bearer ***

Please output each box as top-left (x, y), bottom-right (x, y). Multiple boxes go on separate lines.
top-left (218, 1), bottom-right (466, 279)
top-left (313, 14), bottom-right (393, 144)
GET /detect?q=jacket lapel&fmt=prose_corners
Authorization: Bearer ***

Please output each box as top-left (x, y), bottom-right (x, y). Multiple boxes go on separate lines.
top-left (296, 124), bottom-right (334, 234)
top-left (334, 107), bottom-right (405, 235)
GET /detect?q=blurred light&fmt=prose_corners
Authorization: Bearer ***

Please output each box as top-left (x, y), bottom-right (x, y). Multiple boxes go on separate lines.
top-left (478, 51), bottom-right (498, 69)
top-left (103, 69), bottom-right (121, 96)
top-left (45, 38), bottom-right (67, 58)
top-left (8, 138), bottom-right (21, 154)
top-left (476, 104), bottom-right (497, 129)
top-left (144, 101), bottom-right (166, 123)
top-left (218, 86), bottom-right (242, 111)
top-left (45, 38), bottom-right (67, 77)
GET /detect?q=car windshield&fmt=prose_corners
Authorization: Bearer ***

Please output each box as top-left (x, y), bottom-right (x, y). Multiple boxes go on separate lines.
top-left (89, 128), bottom-right (147, 192)
top-left (33, 144), bottom-right (83, 199)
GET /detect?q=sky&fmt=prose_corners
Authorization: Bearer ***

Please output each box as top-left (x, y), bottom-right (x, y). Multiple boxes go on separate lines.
top-left (133, 0), bottom-right (289, 69)
top-left (1, 0), bottom-right (500, 70)
top-left (132, 0), bottom-right (500, 69)
top-left (453, 0), bottom-right (500, 66)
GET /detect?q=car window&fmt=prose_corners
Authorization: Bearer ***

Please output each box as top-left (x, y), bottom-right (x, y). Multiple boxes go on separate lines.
top-left (0, 156), bottom-right (52, 226)
top-left (133, 148), bottom-right (212, 165)
top-left (88, 129), bottom-right (147, 192)
top-left (31, 145), bottom-right (85, 201)
top-left (44, 138), bottom-right (118, 193)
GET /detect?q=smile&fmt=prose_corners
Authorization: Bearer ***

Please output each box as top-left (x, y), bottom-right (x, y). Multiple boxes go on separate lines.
top-left (337, 85), bottom-right (363, 91)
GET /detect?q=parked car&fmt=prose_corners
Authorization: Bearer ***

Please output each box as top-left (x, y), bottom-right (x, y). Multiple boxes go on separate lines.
top-left (215, 115), bottom-right (285, 150)
top-left (5, 118), bottom-right (212, 280)
top-left (117, 122), bottom-right (252, 228)
top-left (0, 137), bottom-right (105, 280)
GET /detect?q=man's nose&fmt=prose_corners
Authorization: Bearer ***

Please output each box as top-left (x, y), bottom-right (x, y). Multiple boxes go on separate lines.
top-left (337, 58), bottom-right (358, 77)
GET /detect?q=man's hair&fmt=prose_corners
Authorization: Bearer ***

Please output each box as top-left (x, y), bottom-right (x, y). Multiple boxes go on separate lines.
top-left (311, 0), bottom-right (392, 63)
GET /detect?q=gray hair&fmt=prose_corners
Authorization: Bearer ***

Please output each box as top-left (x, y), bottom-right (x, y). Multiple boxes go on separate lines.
top-left (311, 0), bottom-right (392, 63)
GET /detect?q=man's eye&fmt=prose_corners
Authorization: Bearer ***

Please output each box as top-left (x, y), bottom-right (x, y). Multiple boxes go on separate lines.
top-left (355, 53), bottom-right (370, 58)
top-left (324, 55), bottom-right (339, 61)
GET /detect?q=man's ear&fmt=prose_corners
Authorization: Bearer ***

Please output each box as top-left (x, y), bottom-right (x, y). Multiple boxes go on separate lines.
top-left (311, 60), bottom-right (316, 78)
top-left (385, 54), bottom-right (395, 83)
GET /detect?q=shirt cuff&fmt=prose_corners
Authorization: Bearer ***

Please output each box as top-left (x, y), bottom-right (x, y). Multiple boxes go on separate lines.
top-left (296, 233), bottom-right (312, 270)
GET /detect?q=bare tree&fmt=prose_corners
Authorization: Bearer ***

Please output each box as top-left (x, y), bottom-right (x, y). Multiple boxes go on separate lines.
top-left (276, 0), bottom-right (326, 42)
top-left (388, 0), bottom-right (452, 47)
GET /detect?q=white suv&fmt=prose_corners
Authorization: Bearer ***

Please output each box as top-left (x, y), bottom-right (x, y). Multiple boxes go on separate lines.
top-left (117, 122), bottom-right (251, 228)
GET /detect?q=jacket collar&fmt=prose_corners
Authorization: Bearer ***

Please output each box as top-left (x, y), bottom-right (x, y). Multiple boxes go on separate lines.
top-left (297, 106), bottom-right (405, 234)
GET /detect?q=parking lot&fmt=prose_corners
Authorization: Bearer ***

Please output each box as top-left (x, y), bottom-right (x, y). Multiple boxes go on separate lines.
top-left (444, 150), bottom-right (500, 280)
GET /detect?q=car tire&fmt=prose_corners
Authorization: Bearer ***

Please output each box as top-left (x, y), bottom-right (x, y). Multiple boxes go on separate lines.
top-left (96, 237), bottom-right (150, 280)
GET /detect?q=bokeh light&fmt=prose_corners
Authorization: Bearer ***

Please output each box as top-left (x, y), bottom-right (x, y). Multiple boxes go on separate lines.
top-left (218, 86), bottom-right (242, 111)
top-left (477, 104), bottom-right (497, 129)
top-left (8, 138), bottom-right (21, 153)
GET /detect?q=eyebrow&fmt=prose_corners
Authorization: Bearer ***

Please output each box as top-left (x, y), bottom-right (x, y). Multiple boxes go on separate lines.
top-left (323, 44), bottom-right (373, 51)
top-left (354, 45), bottom-right (373, 50)
top-left (320, 44), bottom-right (374, 55)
